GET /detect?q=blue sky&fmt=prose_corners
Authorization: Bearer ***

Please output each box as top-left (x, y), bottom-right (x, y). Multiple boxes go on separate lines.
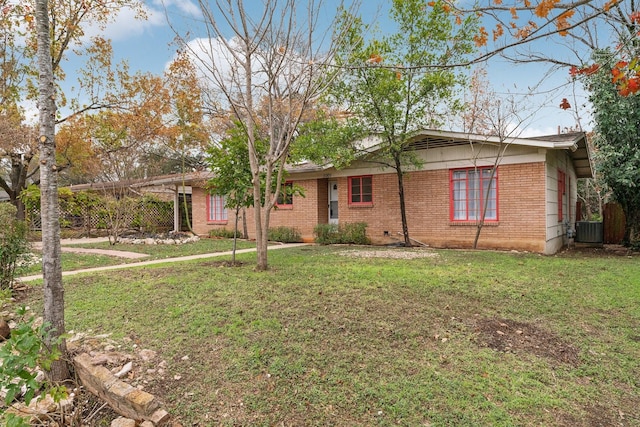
top-left (59, 0), bottom-right (591, 137)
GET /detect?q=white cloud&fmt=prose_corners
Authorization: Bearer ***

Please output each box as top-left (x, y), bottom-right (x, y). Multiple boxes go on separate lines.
top-left (516, 125), bottom-right (561, 138)
top-left (80, 4), bottom-right (166, 43)
top-left (153, 0), bottom-right (201, 18)
top-left (20, 100), bottom-right (39, 126)
top-left (177, 36), bottom-right (315, 108)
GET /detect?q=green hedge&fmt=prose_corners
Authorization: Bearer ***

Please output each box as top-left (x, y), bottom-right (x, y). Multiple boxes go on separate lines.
top-left (268, 226), bottom-right (302, 243)
top-left (209, 228), bottom-right (237, 239)
top-left (313, 222), bottom-right (370, 245)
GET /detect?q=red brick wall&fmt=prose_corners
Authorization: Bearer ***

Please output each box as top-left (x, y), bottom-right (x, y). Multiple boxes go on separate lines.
top-left (263, 178), bottom-right (322, 239)
top-left (191, 187), bottom-right (214, 235)
top-left (191, 162), bottom-right (549, 252)
top-left (192, 179), bottom-right (324, 241)
top-left (338, 162), bottom-right (547, 251)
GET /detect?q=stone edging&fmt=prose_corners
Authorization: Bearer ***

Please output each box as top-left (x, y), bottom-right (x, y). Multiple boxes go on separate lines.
top-left (74, 353), bottom-right (178, 426)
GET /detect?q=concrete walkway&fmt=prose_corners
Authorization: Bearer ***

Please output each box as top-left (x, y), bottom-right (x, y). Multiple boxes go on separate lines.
top-left (32, 237), bottom-right (149, 259)
top-left (19, 243), bottom-right (309, 282)
top-left (57, 246), bottom-right (150, 259)
top-left (31, 237), bottom-right (149, 259)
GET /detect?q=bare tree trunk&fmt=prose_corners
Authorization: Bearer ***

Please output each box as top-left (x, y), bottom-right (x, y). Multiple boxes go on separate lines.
top-left (473, 154), bottom-right (502, 249)
top-left (257, 220), bottom-right (269, 270)
top-left (241, 207), bottom-right (248, 239)
top-left (394, 156), bottom-right (411, 247)
top-left (584, 182), bottom-right (592, 220)
top-left (232, 205), bottom-right (240, 264)
top-left (36, 0), bottom-right (70, 382)
top-left (4, 153), bottom-right (33, 220)
top-left (185, 0), bottom-right (356, 270)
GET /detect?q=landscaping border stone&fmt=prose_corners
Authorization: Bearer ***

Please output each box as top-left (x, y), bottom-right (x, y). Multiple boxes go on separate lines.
top-left (74, 353), bottom-right (174, 426)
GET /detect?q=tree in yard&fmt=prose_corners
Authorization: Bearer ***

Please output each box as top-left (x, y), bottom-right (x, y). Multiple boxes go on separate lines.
top-left (461, 67), bottom-right (544, 249)
top-left (329, 0), bottom-right (479, 246)
top-left (1, 0), bottom-right (148, 221)
top-left (206, 123), bottom-right (256, 263)
top-left (0, 117), bottom-right (39, 220)
top-left (54, 51), bottom-right (209, 185)
top-left (0, 3), bottom-right (38, 220)
top-left (584, 50), bottom-right (640, 245)
top-left (32, 0), bottom-right (147, 382)
top-left (179, 0), bottom-right (360, 270)
top-left (35, 0), bottom-right (70, 383)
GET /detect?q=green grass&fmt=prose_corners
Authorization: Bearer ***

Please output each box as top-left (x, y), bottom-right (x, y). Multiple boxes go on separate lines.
top-left (19, 246), bottom-right (640, 426)
top-left (19, 238), bottom-right (256, 275)
top-left (65, 237), bottom-right (256, 258)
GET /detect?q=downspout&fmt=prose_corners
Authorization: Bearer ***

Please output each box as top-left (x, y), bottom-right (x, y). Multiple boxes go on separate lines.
top-left (173, 184), bottom-right (180, 233)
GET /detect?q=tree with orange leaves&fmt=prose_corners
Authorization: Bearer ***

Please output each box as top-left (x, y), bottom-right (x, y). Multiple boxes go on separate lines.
top-left (1, 0), bottom-right (148, 221)
top-left (55, 57), bottom-right (209, 186)
top-left (583, 48), bottom-right (640, 245)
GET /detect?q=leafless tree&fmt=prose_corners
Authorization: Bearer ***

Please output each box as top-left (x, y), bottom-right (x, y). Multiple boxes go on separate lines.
top-left (462, 68), bottom-right (544, 249)
top-left (176, 0), bottom-right (360, 270)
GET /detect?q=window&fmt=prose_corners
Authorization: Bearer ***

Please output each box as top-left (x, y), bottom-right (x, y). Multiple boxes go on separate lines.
top-left (207, 194), bottom-right (227, 223)
top-left (557, 169), bottom-right (566, 222)
top-left (450, 167), bottom-right (498, 222)
top-left (276, 182), bottom-right (293, 207)
top-left (348, 175), bottom-right (373, 205)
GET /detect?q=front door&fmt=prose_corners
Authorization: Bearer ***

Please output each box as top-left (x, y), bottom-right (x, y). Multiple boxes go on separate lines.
top-left (329, 180), bottom-right (338, 224)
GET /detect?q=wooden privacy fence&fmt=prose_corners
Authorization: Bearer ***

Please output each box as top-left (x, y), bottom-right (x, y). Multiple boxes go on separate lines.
top-left (575, 201), bottom-right (626, 244)
top-left (27, 196), bottom-right (174, 234)
top-left (603, 202), bottom-right (626, 244)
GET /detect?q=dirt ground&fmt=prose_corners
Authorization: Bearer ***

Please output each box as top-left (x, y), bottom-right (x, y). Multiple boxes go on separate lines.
top-left (473, 317), bottom-right (581, 366)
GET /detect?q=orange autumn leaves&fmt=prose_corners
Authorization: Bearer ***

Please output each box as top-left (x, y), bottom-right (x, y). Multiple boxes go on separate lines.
top-left (616, 11), bottom-right (640, 96)
top-left (479, 0), bottom-right (599, 46)
top-left (463, 0), bottom-right (601, 48)
top-left (566, 8), bottom-right (640, 97)
top-left (569, 60), bottom-right (640, 97)
top-left (424, 0), bottom-right (585, 47)
top-left (611, 60), bottom-right (640, 96)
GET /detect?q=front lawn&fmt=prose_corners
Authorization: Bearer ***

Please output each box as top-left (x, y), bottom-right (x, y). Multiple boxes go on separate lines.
top-left (20, 246), bottom-right (640, 426)
top-left (19, 238), bottom-right (257, 275)
top-left (63, 237), bottom-right (257, 258)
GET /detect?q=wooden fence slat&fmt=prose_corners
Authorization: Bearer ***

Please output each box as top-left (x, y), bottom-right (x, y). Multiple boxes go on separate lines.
top-left (603, 202), bottom-right (626, 244)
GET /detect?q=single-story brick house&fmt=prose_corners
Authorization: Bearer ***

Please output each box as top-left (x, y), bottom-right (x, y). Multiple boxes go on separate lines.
top-left (142, 129), bottom-right (593, 254)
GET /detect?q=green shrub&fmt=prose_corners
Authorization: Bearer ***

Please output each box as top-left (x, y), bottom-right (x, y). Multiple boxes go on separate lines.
top-left (314, 222), bottom-right (370, 245)
top-left (340, 222), bottom-right (370, 245)
top-left (0, 307), bottom-right (68, 427)
top-left (0, 204), bottom-right (30, 290)
top-left (268, 226), bottom-right (302, 243)
top-left (313, 223), bottom-right (341, 244)
top-left (209, 228), bottom-right (237, 239)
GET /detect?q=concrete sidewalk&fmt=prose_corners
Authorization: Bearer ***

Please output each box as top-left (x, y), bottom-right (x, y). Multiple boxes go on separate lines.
top-left (31, 237), bottom-right (151, 260)
top-left (18, 243), bottom-right (309, 282)
top-left (57, 246), bottom-right (150, 259)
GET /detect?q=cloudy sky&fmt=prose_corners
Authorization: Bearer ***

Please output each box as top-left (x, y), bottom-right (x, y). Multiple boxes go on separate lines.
top-left (59, 0), bottom-right (590, 137)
